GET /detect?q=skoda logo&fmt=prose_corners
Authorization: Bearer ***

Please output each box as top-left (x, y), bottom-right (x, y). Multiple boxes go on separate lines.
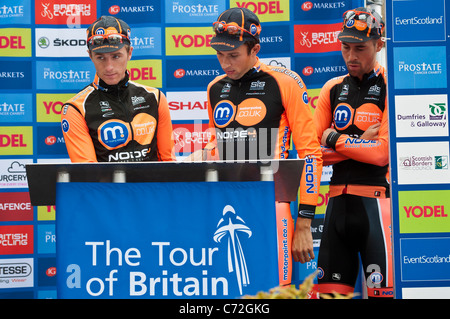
top-left (38, 37), bottom-right (50, 49)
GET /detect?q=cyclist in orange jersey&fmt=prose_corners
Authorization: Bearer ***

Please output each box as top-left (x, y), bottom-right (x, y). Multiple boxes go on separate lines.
top-left (314, 7), bottom-right (393, 298)
top-left (204, 7), bottom-right (323, 287)
top-left (61, 16), bottom-right (175, 162)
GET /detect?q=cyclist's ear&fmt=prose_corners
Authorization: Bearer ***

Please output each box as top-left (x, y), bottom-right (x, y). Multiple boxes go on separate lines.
top-left (251, 43), bottom-right (260, 56)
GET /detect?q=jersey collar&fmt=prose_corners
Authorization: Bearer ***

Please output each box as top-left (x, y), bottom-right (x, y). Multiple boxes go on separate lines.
top-left (93, 71), bottom-right (130, 92)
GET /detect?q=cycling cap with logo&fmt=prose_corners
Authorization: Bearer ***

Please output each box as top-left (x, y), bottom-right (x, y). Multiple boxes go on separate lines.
top-left (87, 15), bottom-right (131, 53)
top-left (211, 7), bottom-right (261, 51)
top-left (338, 7), bottom-right (385, 43)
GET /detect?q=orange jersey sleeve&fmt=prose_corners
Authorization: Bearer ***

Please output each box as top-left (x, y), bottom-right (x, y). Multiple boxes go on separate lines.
top-left (269, 67), bottom-right (323, 208)
top-left (315, 68), bottom-right (389, 168)
top-left (61, 88), bottom-right (98, 162)
top-left (314, 77), bottom-right (349, 166)
top-left (333, 103), bottom-right (389, 166)
top-left (156, 91), bottom-right (176, 161)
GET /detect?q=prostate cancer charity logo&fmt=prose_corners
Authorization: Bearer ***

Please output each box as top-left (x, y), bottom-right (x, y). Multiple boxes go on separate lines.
top-left (213, 205), bottom-right (252, 295)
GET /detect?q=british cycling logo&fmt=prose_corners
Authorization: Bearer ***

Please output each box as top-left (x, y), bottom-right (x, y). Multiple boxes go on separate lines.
top-left (214, 205), bottom-right (252, 295)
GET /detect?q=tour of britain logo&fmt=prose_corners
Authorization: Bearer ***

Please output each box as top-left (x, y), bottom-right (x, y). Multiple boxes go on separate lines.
top-left (213, 205), bottom-right (252, 295)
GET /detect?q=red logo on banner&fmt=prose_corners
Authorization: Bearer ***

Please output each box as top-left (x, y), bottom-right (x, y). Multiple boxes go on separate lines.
top-left (45, 136), bottom-right (57, 145)
top-left (237, 1), bottom-right (284, 14)
top-left (0, 225), bottom-right (34, 255)
top-left (109, 5), bottom-right (120, 15)
top-left (294, 23), bottom-right (341, 53)
top-left (129, 68), bottom-right (157, 81)
top-left (174, 69), bottom-right (185, 79)
top-left (302, 66), bottom-right (314, 76)
top-left (0, 192), bottom-right (33, 222)
top-left (46, 267), bottom-right (57, 277)
top-left (0, 36), bottom-right (26, 49)
top-left (35, 0), bottom-right (97, 25)
top-left (0, 134), bottom-right (27, 147)
top-left (172, 123), bottom-right (211, 154)
top-left (301, 1), bottom-right (313, 11)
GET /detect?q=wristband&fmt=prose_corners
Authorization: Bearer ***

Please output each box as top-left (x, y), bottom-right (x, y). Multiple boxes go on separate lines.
top-left (298, 210), bottom-right (315, 219)
top-left (325, 131), bottom-right (341, 150)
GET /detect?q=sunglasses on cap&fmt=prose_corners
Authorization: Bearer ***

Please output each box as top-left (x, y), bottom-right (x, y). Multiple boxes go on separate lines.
top-left (88, 33), bottom-right (129, 46)
top-left (343, 9), bottom-right (384, 36)
top-left (213, 21), bottom-right (261, 38)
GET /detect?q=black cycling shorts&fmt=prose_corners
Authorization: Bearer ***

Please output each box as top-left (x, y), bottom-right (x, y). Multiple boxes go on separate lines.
top-left (317, 194), bottom-right (393, 298)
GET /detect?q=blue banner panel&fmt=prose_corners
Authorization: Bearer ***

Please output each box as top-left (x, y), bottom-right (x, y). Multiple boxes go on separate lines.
top-left (100, 0), bottom-right (161, 24)
top-left (393, 46), bottom-right (447, 90)
top-left (400, 237), bottom-right (450, 282)
top-left (56, 181), bottom-right (278, 299)
top-left (293, 0), bottom-right (359, 21)
top-left (392, 0), bottom-right (446, 43)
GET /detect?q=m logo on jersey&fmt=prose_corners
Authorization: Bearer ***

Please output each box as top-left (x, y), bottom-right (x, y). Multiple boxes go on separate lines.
top-left (214, 101), bottom-right (236, 128)
top-left (333, 103), bottom-right (353, 130)
top-left (98, 120), bottom-right (130, 149)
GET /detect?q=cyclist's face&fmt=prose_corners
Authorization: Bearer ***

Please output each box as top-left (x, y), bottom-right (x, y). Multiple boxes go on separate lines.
top-left (341, 39), bottom-right (383, 80)
top-left (216, 44), bottom-right (260, 80)
top-left (89, 46), bottom-right (133, 85)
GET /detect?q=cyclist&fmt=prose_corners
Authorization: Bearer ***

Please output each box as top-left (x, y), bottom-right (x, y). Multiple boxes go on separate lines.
top-left (314, 7), bottom-right (393, 298)
top-left (206, 7), bottom-right (323, 287)
top-left (61, 16), bottom-right (175, 162)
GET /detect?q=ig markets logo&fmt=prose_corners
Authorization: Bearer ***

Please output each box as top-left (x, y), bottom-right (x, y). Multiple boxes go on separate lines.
top-left (301, 1), bottom-right (313, 11)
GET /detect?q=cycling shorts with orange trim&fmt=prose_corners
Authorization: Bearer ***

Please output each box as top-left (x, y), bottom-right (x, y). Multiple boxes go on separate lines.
top-left (317, 194), bottom-right (393, 298)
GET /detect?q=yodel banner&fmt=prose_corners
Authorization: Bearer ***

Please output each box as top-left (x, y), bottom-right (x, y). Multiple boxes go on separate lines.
top-left (56, 181), bottom-right (278, 298)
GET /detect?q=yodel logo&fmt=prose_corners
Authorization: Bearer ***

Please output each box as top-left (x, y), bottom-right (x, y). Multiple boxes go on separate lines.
top-left (404, 205), bottom-right (447, 218)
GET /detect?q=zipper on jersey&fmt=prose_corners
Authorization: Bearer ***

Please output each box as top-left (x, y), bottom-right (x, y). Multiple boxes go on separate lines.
top-left (118, 90), bottom-right (137, 161)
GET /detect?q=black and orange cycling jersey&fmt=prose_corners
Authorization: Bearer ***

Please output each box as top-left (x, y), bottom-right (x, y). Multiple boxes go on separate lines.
top-left (207, 57), bottom-right (323, 211)
top-left (61, 72), bottom-right (175, 163)
top-left (207, 58), bottom-right (323, 287)
top-left (314, 61), bottom-right (389, 198)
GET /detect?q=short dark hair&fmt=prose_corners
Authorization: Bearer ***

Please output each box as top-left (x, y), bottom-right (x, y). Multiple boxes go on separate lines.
top-left (244, 40), bottom-right (259, 54)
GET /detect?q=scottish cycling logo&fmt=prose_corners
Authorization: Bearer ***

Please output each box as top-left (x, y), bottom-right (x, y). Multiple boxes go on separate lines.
top-left (214, 205), bottom-right (252, 295)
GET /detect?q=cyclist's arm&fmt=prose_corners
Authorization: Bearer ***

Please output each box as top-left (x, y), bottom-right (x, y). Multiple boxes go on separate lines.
top-left (61, 104), bottom-right (98, 162)
top-left (314, 79), bottom-right (349, 166)
top-left (156, 91), bottom-right (176, 161)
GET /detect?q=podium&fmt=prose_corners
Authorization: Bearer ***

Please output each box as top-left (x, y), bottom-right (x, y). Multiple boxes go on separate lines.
top-left (26, 159), bottom-right (303, 299)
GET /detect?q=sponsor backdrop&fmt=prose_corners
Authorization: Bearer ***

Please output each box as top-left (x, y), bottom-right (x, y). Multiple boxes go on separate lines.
top-left (386, 0), bottom-right (450, 298)
top-left (0, 0), bottom-right (363, 298)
